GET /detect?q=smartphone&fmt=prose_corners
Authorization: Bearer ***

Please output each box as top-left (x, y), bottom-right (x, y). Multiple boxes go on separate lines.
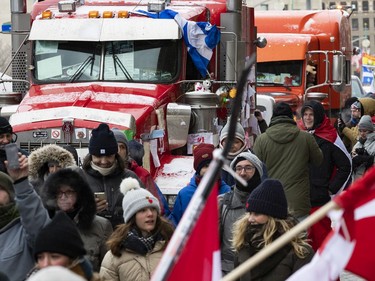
top-left (94, 192), bottom-right (107, 201)
top-left (5, 143), bottom-right (20, 169)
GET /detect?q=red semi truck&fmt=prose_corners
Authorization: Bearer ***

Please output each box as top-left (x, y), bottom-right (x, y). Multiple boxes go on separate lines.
top-left (4, 0), bottom-right (264, 198)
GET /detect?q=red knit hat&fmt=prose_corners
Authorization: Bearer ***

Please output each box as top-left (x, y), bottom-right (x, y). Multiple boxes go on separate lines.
top-left (193, 143), bottom-right (214, 173)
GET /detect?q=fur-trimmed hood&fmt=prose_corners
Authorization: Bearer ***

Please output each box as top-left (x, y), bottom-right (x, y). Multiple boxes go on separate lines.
top-left (43, 168), bottom-right (96, 230)
top-left (28, 144), bottom-right (76, 181)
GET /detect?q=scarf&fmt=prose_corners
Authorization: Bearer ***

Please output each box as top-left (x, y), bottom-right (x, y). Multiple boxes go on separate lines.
top-left (235, 170), bottom-right (261, 193)
top-left (90, 161), bottom-right (118, 176)
top-left (0, 203), bottom-right (20, 229)
top-left (121, 228), bottom-right (161, 255)
top-left (244, 224), bottom-right (291, 279)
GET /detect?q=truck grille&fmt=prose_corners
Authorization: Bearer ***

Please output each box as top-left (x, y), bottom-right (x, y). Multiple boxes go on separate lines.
top-left (20, 142), bottom-right (89, 153)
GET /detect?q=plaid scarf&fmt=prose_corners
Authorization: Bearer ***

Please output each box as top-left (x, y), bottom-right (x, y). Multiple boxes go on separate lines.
top-left (121, 228), bottom-right (159, 255)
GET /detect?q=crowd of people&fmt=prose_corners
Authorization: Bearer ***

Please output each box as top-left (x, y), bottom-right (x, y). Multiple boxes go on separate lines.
top-left (0, 94), bottom-right (374, 281)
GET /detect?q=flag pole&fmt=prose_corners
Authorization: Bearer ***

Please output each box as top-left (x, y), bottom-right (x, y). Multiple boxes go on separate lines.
top-left (151, 55), bottom-right (256, 281)
top-left (222, 200), bottom-right (340, 281)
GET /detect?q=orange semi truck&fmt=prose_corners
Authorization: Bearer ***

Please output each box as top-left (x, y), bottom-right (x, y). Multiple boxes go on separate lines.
top-left (255, 9), bottom-right (356, 117)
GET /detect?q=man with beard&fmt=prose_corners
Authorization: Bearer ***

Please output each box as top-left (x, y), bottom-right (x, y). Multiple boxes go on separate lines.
top-left (219, 151), bottom-right (264, 275)
top-left (219, 119), bottom-right (267, 186)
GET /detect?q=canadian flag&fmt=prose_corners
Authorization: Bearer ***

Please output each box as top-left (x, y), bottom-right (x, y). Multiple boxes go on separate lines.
top-left (166, 184), bottom-right (221, 280)
top-left (151, 181), bottom-right (221, 281)
top-left (287, 167), bottom-right (375, 281)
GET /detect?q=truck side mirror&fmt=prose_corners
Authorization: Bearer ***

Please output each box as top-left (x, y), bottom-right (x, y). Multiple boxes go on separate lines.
top-left (332, 54), bottom-right (344, 83)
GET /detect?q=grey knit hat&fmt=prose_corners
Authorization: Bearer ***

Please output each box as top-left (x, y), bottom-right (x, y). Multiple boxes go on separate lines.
top-left (219, 119), bottom-right (246, 159)
top-left (219, 120), bottom-right (245, 145)
top-left (121, 178), bottom-right (160, 223)
top-left (358, 115), bottom-right (374, 132)
top-left (246, 179), bottom-right (288, 219)
top-left (230, 151), bottom-right (263, 178)
top-left (112, 129), bottom-right (128, 146)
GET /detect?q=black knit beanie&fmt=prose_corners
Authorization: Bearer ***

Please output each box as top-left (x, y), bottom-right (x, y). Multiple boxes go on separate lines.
top-left (272, 102), bottom-right (293, 119)
top-left (89, 123), bottom-right (118, 156)
top-left (0, 117), bottom-right (12, 135)
top-left (34, 212), bottom-right (86, 260)
top-left (246, 179), bottom-right (288, 219)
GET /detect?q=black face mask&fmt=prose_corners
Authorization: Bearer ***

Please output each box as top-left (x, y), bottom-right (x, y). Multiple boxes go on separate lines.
top-left (236, 170), bottom-right (261, 193)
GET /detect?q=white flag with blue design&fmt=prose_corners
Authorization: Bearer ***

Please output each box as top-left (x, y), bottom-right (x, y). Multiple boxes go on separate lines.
top-left (137, 9), bottom-right (221, 77)
top-left (362, 66), bottom-right (374, 85)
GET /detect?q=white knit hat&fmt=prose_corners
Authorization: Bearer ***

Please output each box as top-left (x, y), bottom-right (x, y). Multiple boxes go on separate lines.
top-left (27, 266), bottom-right (85, 281)
top-left (120, 178), bottom-right (160, 223)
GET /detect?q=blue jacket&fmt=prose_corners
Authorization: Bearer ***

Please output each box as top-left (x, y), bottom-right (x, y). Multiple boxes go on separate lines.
top-left (0, 179), bottom-right (50, 281)
top-left (169, 175), bottom-right (231, 226)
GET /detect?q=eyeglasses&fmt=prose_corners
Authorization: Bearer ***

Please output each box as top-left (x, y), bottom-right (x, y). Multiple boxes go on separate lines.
top-left (57, 190), bottom-right (76, 198)
top-left (359, 129), bottom-right (370, 133)
top-left (235, 165), bottom-right (256, 173)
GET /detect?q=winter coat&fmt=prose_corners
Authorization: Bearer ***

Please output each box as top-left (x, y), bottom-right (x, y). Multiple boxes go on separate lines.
top-left (80, 216), bottom-right (113, 272)
top-left (218, 188), bottom-right (251, 274)
top-left (28, 144), bottom-right (76, 194)
top-left (100, 240), bottom-right (166, 281)
top-left (342, 97), bottom-right (375, 150)
top-left (234, 244), bottom-right (314, 281)
top-left (82, 154), bottom-right (143, 227)
top-left (169, 175), bottom-right (231, 226)
top-left (299, 101), bottom-right (352, 207)
top-left (43, 168), bottom-right (113, 271)
top-left (352, 131), bottom-right (375, 180)
top-left (0, 179), bottom-right (50, 281)
top-left (253, 116), bottom-right (323, 218)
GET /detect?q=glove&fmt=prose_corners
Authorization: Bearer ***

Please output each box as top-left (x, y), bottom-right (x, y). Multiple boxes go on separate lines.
top-left (355, 147), bottom-right (368, 155)
top-left (352, 154), bottom-right (373, 169)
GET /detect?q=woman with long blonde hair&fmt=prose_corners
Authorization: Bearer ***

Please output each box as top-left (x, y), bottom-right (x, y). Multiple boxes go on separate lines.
top-left (232, 179), bottom-right (314, 281)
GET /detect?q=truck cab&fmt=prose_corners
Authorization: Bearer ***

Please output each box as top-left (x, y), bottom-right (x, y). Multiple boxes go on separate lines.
top-left (255, 9), bottom-right (354, 117)
top-left (5, 0), bottom-right (265, 199)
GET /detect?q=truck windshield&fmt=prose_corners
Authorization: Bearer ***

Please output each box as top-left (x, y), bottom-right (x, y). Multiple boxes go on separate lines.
top-left (256, 60), bottom-right (302, 87)
top-left (33, 40), bottom-right (179, 83)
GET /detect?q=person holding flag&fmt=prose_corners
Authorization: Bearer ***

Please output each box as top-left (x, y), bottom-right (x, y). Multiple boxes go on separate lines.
top-left (298, 100), bottom-right (352, 251)
top-left (232, 179), bottom-right (314, 281)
